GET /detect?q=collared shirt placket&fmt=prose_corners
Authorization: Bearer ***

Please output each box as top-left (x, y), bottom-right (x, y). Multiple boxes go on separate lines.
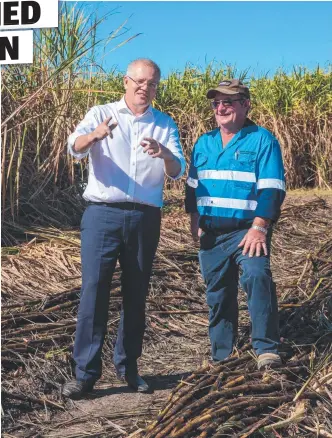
top-left (127, 115), bottom-right (138, 201)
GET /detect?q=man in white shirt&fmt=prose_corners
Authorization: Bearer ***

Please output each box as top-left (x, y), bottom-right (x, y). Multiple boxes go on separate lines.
top-left (62, 59), bottom-right (186, 399)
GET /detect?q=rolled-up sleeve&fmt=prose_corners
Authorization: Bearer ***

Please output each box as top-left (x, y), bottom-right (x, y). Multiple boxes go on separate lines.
top-left (68, 108), bottom-right (99, 160)
top-left (164, 118), bottom-right (186, 180)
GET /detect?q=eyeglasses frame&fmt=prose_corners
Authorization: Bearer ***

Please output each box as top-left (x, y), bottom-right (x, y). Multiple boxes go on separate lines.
top-left (211, 98), bottom-right (247, 109)
top-left (126, 75), bottom-right (159, 90)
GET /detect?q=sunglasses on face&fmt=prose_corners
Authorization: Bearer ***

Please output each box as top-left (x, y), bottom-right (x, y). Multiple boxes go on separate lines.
top-left (127, 75), bottom-right (159, 89)
top-left (211, 98), bottom-right (245, 109)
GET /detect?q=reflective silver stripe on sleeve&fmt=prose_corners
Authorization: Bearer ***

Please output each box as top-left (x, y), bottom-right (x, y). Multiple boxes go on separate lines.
top-left (257, 179), bottom-right (286, 191)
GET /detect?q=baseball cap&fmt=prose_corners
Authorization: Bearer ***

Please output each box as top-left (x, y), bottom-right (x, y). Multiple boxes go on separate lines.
top-left (206, 79), bottom-right (250, 99)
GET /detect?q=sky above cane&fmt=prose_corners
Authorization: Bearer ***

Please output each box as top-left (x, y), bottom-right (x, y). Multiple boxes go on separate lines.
top-left (74, 1), bottom-right (332, 78)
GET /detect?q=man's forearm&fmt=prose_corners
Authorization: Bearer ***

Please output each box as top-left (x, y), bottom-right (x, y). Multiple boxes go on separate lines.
top-left (73, 133), bottom-right (98, 154)
top-left (164, 154), bottom-right (181, 178)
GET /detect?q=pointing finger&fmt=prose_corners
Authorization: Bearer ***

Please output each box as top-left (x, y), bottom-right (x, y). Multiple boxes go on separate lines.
top-left (103, 116), bottom-right (113, 125)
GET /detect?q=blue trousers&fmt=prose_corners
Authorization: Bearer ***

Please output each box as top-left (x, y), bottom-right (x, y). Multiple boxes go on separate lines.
top-left (73, 203), bottom-right (161, 382)
top-left (199, 228), bottom-right (279, 361)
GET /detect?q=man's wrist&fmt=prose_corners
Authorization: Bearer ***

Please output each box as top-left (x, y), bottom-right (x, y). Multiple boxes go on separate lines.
top-left (163, 148), bottom-right (176, 162)
top-left (253, 216), bottom-right (270, 228)
top-left (88, 132), bottom-right (98, 144)
top-left (251, 225), bottom-right (268, 234)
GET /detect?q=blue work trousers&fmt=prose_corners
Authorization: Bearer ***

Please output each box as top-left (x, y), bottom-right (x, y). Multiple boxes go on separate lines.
top-left (199, 228), bottom-right (279, 361)
top-left (73, 203), bottom-right (161, 383)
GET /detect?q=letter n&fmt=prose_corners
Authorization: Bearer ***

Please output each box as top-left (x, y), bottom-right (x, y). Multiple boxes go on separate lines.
top-left (0, 36), bottom-right (19, 61)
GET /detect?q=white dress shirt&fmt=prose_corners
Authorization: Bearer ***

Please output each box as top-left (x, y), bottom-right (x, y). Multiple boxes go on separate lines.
top-left (68, 97), bottom-right (186, 207)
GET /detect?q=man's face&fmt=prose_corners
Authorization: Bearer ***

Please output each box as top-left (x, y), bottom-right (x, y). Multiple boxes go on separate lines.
top-left (124, 63), bottom-right (159, 110)
top-left (211, 92), bottom-right (250, 130)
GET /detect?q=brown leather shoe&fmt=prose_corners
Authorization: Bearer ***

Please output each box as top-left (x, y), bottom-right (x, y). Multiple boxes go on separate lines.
top-left (61, 379), bottom-right (95, 399)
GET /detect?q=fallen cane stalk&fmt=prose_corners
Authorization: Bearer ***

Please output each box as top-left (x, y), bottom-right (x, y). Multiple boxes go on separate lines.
top-left (153, 396), bottom-right (247, 438)
top-left (146, 364), bottom-right (212, 433)
top-left (199, 407), bottom-right (260, 437)
top-left (154, 387), bottom-right (296, 438)
top-left (150, 375), bottom-right (217, 437)
top-left (212, 416), bottom-right (260, 437)
top-left (303, 426), bottom-right (332, 438)
top-left (169, 395), bottom-right (293, 438)
top-left (2, 390), bottom-right (65, 410)
top-left (293, 362), bottom-right (327, 402)
top-left (238, 405), bottom-right (286, 438)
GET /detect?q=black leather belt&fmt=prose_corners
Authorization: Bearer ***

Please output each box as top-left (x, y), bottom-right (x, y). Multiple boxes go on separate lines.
top-left (88, 201), bottom-right (155, 211)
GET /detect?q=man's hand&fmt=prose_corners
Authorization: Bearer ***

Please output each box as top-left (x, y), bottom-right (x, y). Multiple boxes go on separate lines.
top-left (73, 116), bottom-right (118, 154)
top-left (190, 212), bottom-right (202, 242)
top-left (92, 116), bottom-right (118, 141)
top-left (140, 137), bottom-right (172, 160)
top-left (238, 228), bottom-right (268, 257)
top-left (141, 137), bottom-right (181, 178)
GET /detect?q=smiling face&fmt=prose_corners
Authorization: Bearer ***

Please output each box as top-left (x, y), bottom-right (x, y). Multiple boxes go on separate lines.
top-left (212, 92), bottom-right (250, 132)
top-left (123, 63), bottom-right (159, 113)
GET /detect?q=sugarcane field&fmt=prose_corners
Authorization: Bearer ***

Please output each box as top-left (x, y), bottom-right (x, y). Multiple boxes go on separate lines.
top-left (1, 4), bottom-right (332, 438)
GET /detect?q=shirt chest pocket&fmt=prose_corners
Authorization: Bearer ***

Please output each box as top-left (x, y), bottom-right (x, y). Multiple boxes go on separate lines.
top-left (229, 151), bottom-right (257, 173)
top-left (229, 151), bottom-right (257, 190)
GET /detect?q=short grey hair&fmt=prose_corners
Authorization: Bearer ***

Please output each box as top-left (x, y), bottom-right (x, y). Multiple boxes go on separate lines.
top-left (126, 58), bottom-right (161, 80)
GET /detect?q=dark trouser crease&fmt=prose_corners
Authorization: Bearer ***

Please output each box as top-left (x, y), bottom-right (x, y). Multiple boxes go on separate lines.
top-left (73, 204), bottom-right (160, 383)
top-left (199, 229), bottom-right (279, 362)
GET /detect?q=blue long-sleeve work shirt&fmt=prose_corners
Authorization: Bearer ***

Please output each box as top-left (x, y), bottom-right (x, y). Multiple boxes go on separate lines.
top-left (185, 121), bottom-right (286, 233)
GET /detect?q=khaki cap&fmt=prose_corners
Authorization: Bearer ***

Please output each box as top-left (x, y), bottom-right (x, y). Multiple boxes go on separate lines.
top-left (207, 79), bottom-right (250, 99)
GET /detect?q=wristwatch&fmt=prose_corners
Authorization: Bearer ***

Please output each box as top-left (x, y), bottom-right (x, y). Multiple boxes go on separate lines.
top-left (251, 225), bottom-right (268, 234)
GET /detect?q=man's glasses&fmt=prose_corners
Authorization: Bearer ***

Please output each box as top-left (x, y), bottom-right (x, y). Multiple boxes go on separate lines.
top-left (127, 75), bottom-right (159, 89)
top-left (211, 98), bottom-right (245, 109)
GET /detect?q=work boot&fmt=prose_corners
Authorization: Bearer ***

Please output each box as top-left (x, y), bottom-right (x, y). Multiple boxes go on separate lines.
top-left (257, 353), bottom-right (282, 370)
top-left (61, 379), bottom-right (95, 400)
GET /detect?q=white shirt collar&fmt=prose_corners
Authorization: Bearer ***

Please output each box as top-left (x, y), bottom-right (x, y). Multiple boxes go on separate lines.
top-left (116, 96), bottom-right (154, 119)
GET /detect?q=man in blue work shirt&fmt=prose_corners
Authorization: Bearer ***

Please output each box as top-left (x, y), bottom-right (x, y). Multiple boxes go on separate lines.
top-left (185, 79), bottom-right (286, 370)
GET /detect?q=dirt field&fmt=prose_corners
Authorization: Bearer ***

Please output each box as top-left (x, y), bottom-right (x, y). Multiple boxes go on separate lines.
top-left (2, 191), bottom-right (332, 437)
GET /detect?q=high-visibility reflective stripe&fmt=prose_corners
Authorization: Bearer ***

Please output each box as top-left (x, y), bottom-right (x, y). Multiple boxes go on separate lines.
top-left (257, 178), bottom-right (286, 191)
top-left (197, 197), bottom-right (257, 210)
top-left (198, 170), bottom-right (256, 183)
top-left (187, 177), bottom-right (198, 188)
